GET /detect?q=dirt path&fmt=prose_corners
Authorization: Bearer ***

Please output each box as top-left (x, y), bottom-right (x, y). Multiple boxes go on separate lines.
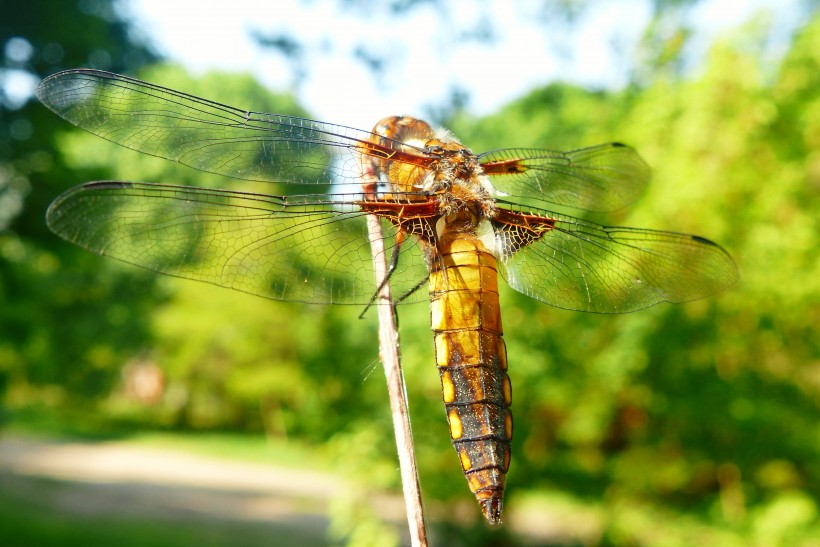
top-left (0, 436), bottom-right (403, 544)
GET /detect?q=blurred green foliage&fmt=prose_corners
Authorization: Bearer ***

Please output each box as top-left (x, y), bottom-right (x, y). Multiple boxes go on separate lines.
top-left (1, 0), bottom-right (157, 410)
top-left (3, 1), bottom-right (820, 546)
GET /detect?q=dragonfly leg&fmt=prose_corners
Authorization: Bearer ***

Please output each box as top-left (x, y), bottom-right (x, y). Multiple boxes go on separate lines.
top-left (359, 228), bottom-right (408, 319)
top-left (394, 273), bottom-right (430, 305)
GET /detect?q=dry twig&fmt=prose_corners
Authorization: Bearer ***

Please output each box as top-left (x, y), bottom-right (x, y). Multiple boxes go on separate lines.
top-left (365, 213), bottom-right (428, 546)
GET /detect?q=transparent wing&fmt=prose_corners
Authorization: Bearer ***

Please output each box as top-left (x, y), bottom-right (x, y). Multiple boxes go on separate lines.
top-left (46, 182), bottom-right (431, 305)
top-left (479, 143), bottom-right (651, 212)
top-left (494, 204), bottom-right (738, 313)
top-left (35, 69), bottom-right (428, 187)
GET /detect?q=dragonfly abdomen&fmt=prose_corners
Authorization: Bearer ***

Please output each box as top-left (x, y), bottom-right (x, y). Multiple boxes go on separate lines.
top-left (429, 233), bottom-right (512, 525)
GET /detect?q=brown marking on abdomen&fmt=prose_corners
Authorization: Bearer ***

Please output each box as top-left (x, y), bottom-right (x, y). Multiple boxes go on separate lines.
top-left (429, 232), bottom-right (512, 525)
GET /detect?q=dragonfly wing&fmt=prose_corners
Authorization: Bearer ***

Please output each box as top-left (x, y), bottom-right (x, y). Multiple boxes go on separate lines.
top-left (46, 182), bottom-right (431, 305)
top-left (479, 143), bottom-right (651, 212)
top-left (36, 69), bottom-right (419, 187)
top-left (493, 206), bottom-right (738, 313)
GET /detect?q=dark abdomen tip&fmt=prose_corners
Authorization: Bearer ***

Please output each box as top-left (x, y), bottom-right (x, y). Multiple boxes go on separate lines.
top-left (480, 493), bottom-right (503, 525)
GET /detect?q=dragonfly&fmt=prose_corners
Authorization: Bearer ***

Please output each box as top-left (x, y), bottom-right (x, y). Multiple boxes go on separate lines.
top-left (37, 69), bottom-right (738, 525)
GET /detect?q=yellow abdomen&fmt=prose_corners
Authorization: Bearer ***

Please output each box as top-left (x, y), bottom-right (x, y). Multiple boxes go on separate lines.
top-left (429, 231), bottom-right (512, 525)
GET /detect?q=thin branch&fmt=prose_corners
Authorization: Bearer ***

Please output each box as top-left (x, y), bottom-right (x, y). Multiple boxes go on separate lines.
top-left (365, 213), bottom-right (428, 546)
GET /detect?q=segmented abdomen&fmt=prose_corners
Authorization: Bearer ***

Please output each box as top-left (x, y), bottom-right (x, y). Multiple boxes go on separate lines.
top-left (429, 232), bottom-right (512, 525)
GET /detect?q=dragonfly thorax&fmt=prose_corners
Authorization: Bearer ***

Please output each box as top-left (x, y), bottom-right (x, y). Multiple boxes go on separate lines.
top-left (423, 140), bottom-right (481, 190)
top-left (434, 176), bottom-right (497, 222)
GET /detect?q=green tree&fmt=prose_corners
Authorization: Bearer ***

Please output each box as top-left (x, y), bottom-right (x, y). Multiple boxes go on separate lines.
top-left (445, 11), bottom-right (820, 544)
top-left (1, 0), bottom-right (158, 412)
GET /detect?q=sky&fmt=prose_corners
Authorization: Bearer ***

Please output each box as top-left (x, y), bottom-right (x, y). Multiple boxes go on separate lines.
top-left (123, 0), bottom-right (652, 128)
top-left (118, 0), bottom-right (806, 131)
top-left (0, 0), bottom-right (774, 132)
